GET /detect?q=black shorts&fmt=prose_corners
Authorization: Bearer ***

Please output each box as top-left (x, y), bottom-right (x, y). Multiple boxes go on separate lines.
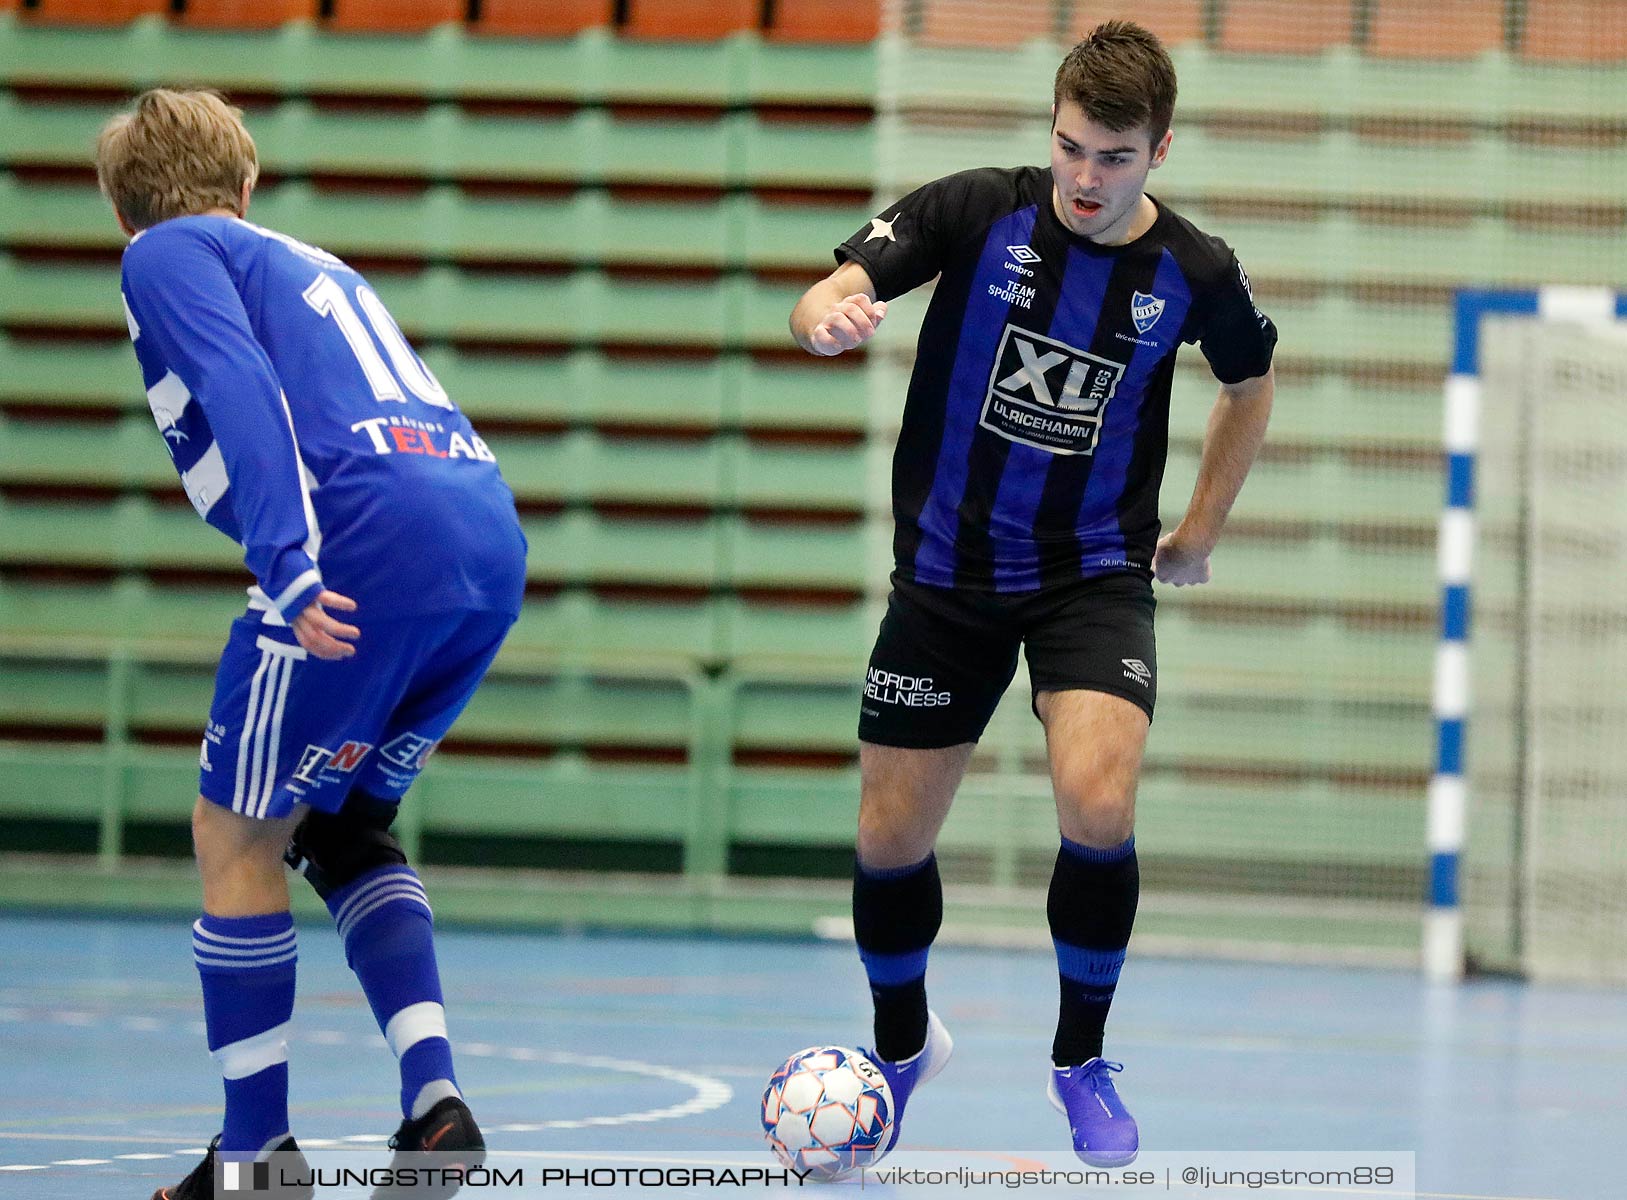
top-left (858, 572), bottom-right (1157, 749)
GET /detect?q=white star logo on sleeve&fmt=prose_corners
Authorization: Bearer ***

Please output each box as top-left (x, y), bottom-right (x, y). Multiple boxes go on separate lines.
top-left (865, 216), bottom-right (898, 243)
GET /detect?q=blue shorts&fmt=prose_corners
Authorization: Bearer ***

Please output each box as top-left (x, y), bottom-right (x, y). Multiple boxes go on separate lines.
top-left (199, 607), bottom-right (514, 820)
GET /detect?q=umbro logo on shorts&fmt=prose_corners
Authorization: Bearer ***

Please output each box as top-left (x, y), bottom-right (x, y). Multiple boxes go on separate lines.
top-left (1121, 658), bottom-right (1152, 686)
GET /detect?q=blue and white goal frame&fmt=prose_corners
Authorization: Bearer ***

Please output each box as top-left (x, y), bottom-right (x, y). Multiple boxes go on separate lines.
top-left (1427, 286), bottom-right (1627, 981)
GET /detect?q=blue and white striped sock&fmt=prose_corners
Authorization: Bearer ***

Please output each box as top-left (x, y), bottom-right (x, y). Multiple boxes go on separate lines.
top-left (193, 912), bottom-right (298, 1154)
top-left (327, 865), bottom-right (459, 1119)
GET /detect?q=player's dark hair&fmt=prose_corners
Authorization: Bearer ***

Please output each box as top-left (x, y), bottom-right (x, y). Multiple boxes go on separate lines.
top-left (1053, 20), bottom-right (1178, 148)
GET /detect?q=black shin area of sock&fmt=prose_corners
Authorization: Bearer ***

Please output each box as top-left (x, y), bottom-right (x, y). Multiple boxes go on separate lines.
top-left (1048, 840), bottom-right (1138, 1066)
top-left (853, 853), bottom-right (942, 1062)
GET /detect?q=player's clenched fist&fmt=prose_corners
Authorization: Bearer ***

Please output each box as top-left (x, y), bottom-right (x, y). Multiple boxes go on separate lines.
top-left (1151, 531), bottom-right (1212, 587)
top-left (809, 294), bottom-right (888, 356)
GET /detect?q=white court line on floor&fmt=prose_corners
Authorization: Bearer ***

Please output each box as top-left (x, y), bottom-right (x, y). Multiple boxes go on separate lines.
top-left (0, 1014), bottom-right (733, 1177)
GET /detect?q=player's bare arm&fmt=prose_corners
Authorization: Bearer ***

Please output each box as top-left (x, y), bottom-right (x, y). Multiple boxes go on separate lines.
top-left (790, 259), bottom-right (887, 356)
top-left (291, 589), bottom-right (361, 659)
top-left (1153, 366), bottom-right (1275, 586)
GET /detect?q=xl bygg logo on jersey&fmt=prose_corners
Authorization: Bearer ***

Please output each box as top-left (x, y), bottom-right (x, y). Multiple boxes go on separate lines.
top-left (980, 326), bottom-right (1126, 455)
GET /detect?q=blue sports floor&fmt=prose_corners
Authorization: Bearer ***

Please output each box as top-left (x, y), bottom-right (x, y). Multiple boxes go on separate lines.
top-left (2, 913), bottom-right (1624, 1198)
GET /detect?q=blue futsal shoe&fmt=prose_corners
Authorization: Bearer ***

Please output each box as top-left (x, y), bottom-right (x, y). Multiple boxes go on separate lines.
top-left (1047, 1058), bottom-right (1139, 1167)
top-left (866, 1009), bottom-right (954, 1153)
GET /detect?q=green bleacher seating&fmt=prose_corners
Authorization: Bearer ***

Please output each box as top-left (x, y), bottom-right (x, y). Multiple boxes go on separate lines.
top-left (725, 668), bottom-right (1430, 773)
top-left (735, 359), bottom-right (866, 433)
top-left (0, 96), bottom-right (875, 195)
top-left (1162, 444), bottom-right (1438, 531)
top-left (411, 755), bottom-right (692, 841)
top-left (495, 430), bottom-right (727, 508)
top-left (13, 170), bottom-right (1619, 299)
top-left (1153, 533), bottom-right (1435, 611)
top-left (411, 350), bottom-right (867, 434)
top-left (0, 253), bottom-right (820, 351)
top-left (1155, 607), bottom-right (1432, 703)
top-left (729, 676), bottom-right (858, 753)
top-left (0, 412), bottom-right (172, 489)
top-left (729, 440), bottom-right (867, 513)
top-left (727, 516), bottom-right (867, 591)
top-left (0, 20), bottom-right (877, 107)
top-left (522, 510), bottom-right (723, 587)
top-left (0, 655), bottom-right (111, 729)
top-left (889, 121), bottom-right (1616, 209)
top-left (0, 572), bottom-right (865, 690)
top-left (509, 591), bottom-right (721, 664)
top-left (721, 596), bottom-right (871, 666)
top-left (0, 495), bottom-right (238, 570)
top-left (1136, 775), bottom-right (1425, 865)
top-left (456, 671), bottom-right (699, 748)
top-left (893, 40), bottom-right (1627, 123)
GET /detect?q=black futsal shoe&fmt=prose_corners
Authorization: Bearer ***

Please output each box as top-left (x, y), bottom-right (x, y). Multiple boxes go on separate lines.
top-left (370, 1096), bottom-right (487, 1200)
top-left (151, 1134), bottom-right (313, 1200)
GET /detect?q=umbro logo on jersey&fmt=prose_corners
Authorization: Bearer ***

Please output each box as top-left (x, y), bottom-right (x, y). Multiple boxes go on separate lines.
top-left (1002, 246), bottom-right (1037, 280)
top-left (1121, 659), bottom-right (1152, 686)
top-left (1131, 291), bottom-right (1166, 334)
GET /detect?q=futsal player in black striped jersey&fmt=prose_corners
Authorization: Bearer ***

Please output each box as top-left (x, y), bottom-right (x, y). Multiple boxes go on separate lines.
top-left (789, 21), bottom-right (1277, 1167)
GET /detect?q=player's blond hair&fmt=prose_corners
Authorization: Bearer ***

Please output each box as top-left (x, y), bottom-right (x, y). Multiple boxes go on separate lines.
top-left (95, 88), bottom-right (260, 231)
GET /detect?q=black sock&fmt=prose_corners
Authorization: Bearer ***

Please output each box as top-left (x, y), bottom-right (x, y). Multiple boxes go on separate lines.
top-left (852, 852), bottom-right (942, 1062)
top-left (1048, 835), bottom-right (1138, 1067)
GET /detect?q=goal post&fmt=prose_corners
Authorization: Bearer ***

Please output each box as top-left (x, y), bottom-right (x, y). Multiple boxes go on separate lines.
top-left (1432, 287), bottom-right (1627, 982)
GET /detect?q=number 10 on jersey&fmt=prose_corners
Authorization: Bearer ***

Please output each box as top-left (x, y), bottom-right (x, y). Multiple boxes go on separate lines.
top-left (303, 272), bottom-right (454, 411)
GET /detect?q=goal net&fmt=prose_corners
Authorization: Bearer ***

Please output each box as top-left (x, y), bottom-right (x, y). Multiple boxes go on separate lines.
top-left (1467, 317), bottom-right (1627, 982)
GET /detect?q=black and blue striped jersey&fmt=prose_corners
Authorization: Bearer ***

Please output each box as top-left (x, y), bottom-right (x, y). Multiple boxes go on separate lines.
top-left (838, 165), bottom-right (1276, 593)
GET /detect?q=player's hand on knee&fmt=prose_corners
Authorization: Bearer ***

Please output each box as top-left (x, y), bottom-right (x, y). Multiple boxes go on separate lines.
top-left (292, 589), bottom-right (361, 659)
top-left (1152, 531), bottom-right (1212, 587)
top-left (810, 295), bottom-right (888, 356)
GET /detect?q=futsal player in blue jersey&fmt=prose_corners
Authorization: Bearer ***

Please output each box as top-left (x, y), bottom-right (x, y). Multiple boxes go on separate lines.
top-left (96, 89), bottom-right (528, 1199)
top-left (790, 22), bottom-right (1277, 1166)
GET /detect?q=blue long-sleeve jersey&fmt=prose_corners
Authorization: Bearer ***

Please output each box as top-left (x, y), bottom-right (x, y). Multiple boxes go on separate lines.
top-left (121, 215), bottom-right (526, 623)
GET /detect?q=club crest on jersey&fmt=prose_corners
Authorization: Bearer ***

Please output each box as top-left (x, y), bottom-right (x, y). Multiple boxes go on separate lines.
top-left (1131, 291), bottom-right (1166, 334)
top-left (980, 326), bottom-right (1126, 456)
